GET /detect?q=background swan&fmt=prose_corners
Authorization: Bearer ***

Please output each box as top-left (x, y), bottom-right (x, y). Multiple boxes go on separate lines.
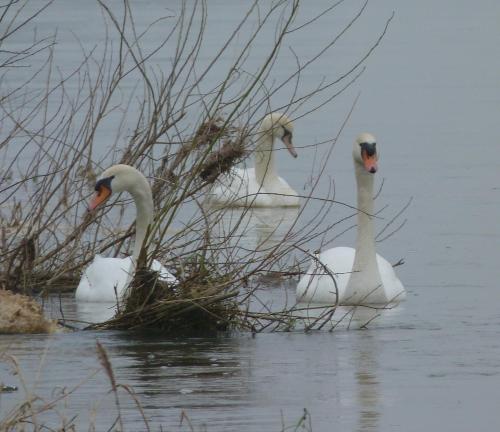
top-left (76, 164), bottom-right (176, 303)
top-left (206, 112), bottom-right (299, 207)
top-left (296, 133), bottom-right (405, 305)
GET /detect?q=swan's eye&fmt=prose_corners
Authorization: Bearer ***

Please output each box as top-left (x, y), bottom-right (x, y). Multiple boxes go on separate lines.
top-left (359, 142), bottom-right (377, 157)
top-left (94, 176), bottom-right (114, 192)
top-left (283, 127), bottom-right (292, 139)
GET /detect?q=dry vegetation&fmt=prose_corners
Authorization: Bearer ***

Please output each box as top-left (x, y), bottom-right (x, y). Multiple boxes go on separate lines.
top-left (0, 0), bottom-right (401, 336)
top-left (0, 290), bottom-right (57, 334)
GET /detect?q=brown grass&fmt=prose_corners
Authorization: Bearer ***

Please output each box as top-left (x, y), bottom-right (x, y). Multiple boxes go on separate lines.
top-left (0, 290), bottom-right (58, 334)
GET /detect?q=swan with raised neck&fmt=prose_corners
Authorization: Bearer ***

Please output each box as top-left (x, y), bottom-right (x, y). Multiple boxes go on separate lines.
top-left (207, 112), bottom-right (299, 207)
top-left (89, 164), bottom-right (153, 262)
top-left (254, 112), bottom-right (297, 188)
top-left (76, 164), bottom-right (176, 303)
top-left (296, 133), bottom-right (405, 305)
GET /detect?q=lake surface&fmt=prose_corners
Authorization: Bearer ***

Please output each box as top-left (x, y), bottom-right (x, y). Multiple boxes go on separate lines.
top-left (1, 0), bottom-right (499, 431)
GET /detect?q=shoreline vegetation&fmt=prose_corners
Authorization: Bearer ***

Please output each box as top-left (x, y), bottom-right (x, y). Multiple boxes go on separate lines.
top-left (0, 0), bottom-right (407, 429)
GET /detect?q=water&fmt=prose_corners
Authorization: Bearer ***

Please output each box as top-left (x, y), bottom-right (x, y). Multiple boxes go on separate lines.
top-left (1, 0), bottom-right (500, 430)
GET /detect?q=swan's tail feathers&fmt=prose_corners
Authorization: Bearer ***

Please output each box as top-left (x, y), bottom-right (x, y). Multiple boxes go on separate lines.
top-left (392, 258), bottom-right (405, 268)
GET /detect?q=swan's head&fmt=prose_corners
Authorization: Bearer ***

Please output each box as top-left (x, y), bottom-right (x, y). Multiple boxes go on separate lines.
top-left (260, 112), bottom-right (297, 158)
top-left (353, 133), bottom-right (378, 174)
top-left (88, 164), bottom-right (146, 211)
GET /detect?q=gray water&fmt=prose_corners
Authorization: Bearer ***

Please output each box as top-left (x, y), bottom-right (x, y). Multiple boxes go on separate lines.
top-left (1, 0), bottom-right (500, 430)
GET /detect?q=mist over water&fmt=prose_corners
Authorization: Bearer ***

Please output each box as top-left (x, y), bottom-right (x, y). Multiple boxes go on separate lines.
top-left (1, 1), bottom-right (499, 431)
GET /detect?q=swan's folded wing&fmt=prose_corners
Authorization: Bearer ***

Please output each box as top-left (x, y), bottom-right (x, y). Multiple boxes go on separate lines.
top-left (375, 254), bottom-right (406, 302)
top-left (206, 167), bottom-right (252, 206)
top-left (76, 255), bottom-right (132, 302)
top-left (296, 247), bottom-right (355, 304)
top-left (151, 259), bottom-right (178, 284)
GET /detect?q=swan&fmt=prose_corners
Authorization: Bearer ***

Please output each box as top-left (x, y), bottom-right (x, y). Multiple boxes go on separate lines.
top-left (296, 133), bottom-right (406, 305)
top-left (75, 164), bottom-right (176, 303)
top-left (206, 112), bottom-right (299, 207)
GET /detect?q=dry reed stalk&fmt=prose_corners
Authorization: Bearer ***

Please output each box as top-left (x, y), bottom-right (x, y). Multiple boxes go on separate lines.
top-left (96, 340), bottom-right (123, 431)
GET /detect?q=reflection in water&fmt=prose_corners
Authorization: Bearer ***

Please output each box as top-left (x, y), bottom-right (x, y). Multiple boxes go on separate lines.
top-left (103, 331), bottom-right (252, 424)
top-left (110, 331), bottom-right (244, 376)
top-left (75, 301), bottom-right (118, 324)
top-left (354, 332), bottom-right (380, 432)
top-left (210, 206), bottom-right (299, 253)
top-left (42, 294), bottom-right (118, 326)
top-left (294, 302), bottom-right (403, 331)
top-left (250, 207), bottom-right (300, 252)
top-left (0, 328), bottom-right (253, 431)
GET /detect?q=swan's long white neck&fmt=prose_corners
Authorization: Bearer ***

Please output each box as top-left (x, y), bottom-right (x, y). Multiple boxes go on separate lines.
top-left (254, 130), bottom-right (278, 187)
top-left (128, 176), bottom-right (154, 262)
top-left (344, 163), bottom-right (382, 300)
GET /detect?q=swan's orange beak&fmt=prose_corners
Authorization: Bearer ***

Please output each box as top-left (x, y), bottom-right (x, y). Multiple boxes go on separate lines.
top-left (360, 143), bottom-right (378, 173)
top-left (362, 151), bottom-right (378, 173)
top-left (282, 130), bottom-right (297, 158)
top-left (88, 185), bottom-right (112, 211)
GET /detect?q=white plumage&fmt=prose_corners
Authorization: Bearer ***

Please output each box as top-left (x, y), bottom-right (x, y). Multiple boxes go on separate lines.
top-left (76, 255), bottom-right (176, 303)
top-left (76, 164), bottom-right (177, 304)
top-left (296, 247), bottom-right (405, 305)
top-left (206, 113), bottom-right (299, 208)
top-left (297, 133), bottom-right (406, 305)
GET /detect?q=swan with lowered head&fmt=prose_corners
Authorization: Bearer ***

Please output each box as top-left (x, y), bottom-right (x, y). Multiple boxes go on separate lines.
top-left (206, 112), bottom-right (299, 207)
top-left (296, 133), bottom-right (405, 305)
top-left (75, 164), bottom-right (176, 303)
